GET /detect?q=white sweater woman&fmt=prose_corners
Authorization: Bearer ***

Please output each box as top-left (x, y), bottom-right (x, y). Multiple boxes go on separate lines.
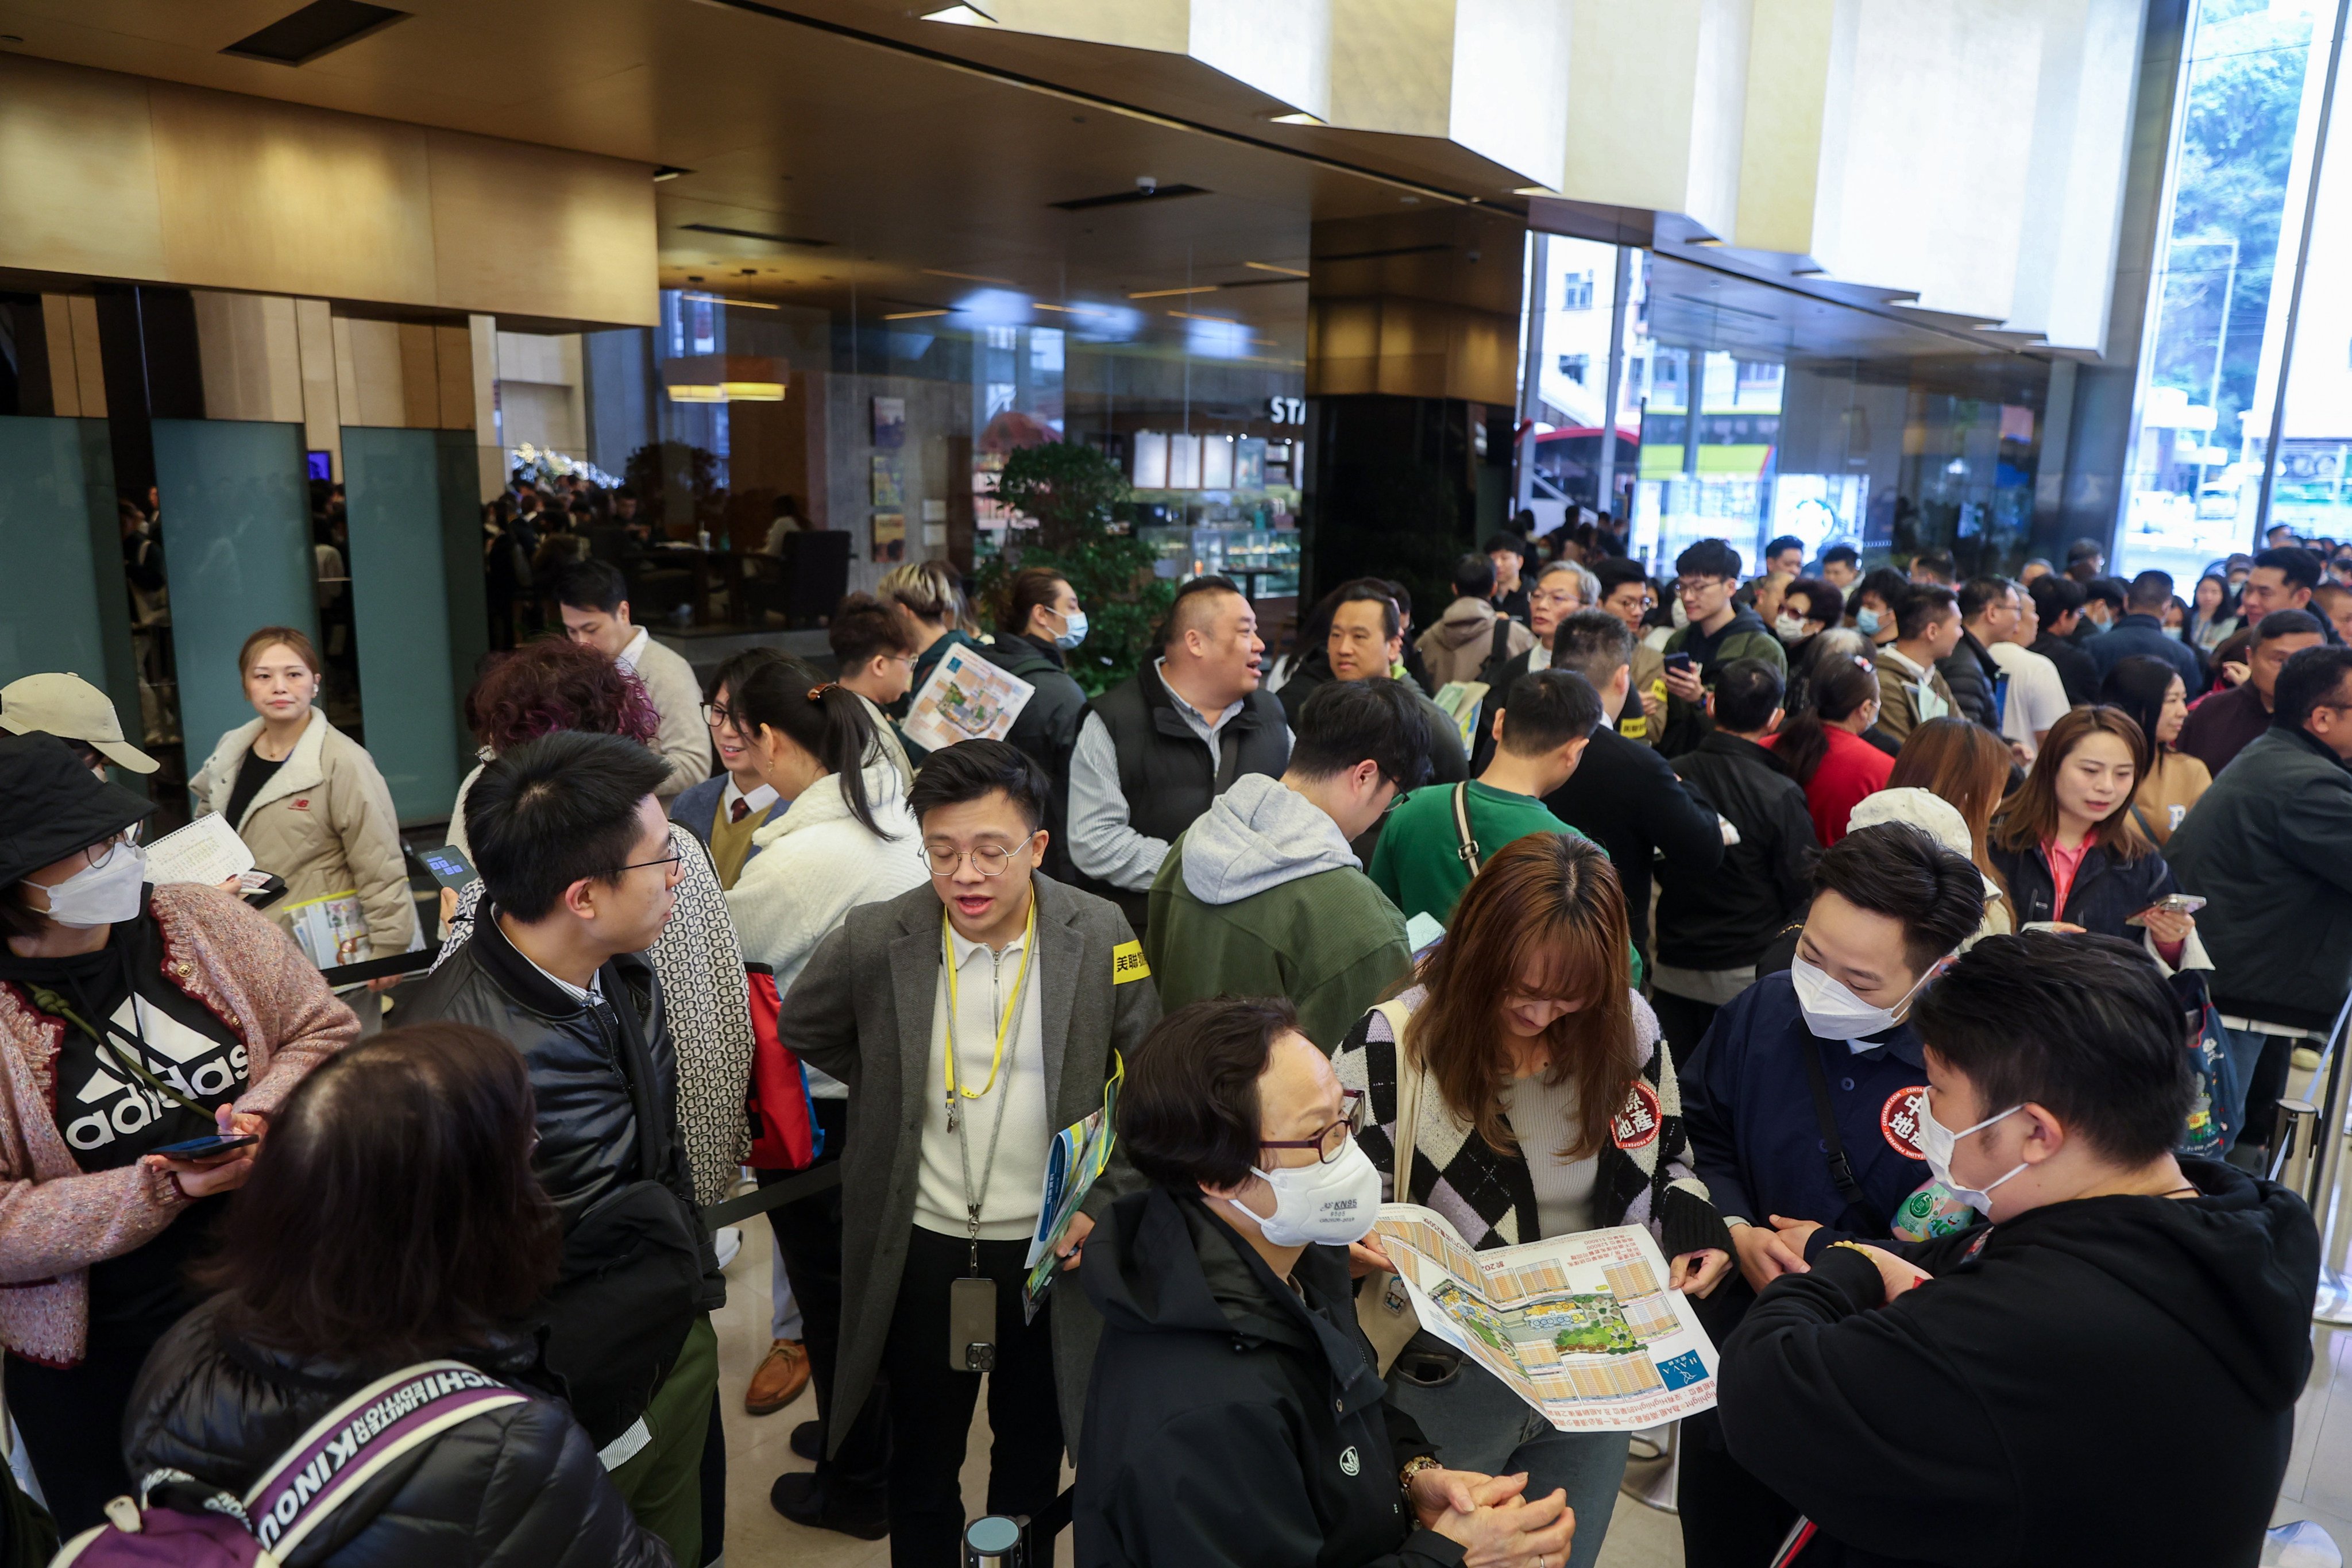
top-left (726, 760), bottom-right (926, 996)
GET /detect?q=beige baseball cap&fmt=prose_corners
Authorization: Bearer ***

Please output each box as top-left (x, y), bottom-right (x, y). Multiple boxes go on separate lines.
top-left (0, 673), bottom-right (159, 773)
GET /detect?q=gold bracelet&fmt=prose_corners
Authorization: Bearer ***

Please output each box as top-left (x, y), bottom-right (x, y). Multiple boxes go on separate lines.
top-left (1397, 1453), bottom-right (1442, 1499)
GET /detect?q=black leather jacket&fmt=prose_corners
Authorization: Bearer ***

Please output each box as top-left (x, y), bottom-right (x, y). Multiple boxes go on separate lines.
top-left (125, 1300), bottom-right (673, 1568)
top-left (405, 912), bottom-right (682, 1230)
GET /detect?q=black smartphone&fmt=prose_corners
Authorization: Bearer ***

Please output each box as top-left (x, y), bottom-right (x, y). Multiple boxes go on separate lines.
top-left (415, 843), bottom-right (476, 894)
top-left (237, 870), bottom-right (288, 910)
top-left (150, 1132), bottom-right (257, 1162)
top-left (1663, 651), bottom-right (1697, 675)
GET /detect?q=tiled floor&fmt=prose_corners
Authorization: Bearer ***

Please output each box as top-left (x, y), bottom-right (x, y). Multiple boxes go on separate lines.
top-left (712, 1219), bottom-right (2349, 1567)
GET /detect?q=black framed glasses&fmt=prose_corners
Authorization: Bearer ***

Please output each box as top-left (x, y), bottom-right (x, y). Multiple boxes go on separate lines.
top-left (1259, 1090), bottom-right (1368, 1164)
top-left (700, 701), bottom-right (739, 728)
top-left (920, 834), bottom-right (1041, 877)
top-left (619, 849), bottom-right (683, 876)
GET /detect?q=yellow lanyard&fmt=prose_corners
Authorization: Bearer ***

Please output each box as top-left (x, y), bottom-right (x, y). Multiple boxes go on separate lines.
top-left (942, 897), bottom-right (1036, 1104)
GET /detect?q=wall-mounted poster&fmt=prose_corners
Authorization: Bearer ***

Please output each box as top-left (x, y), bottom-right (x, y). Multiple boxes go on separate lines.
top-left (872, 396), bottom-right (906, 449)
top-left (872, 511), bottom-right (906, 563)
top-left (871, 455), bottom-right (904, 508)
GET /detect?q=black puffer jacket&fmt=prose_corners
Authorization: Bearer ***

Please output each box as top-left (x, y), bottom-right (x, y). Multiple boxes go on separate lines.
top-left (125, 1300), bottom-right (673, 1568)
top-left (1937, 630), bottom-right (2002, 731)
top-left (1075, 1187), bottom-right (1452, 1568)
top-left (986, 631), bottom-right (1090, 882)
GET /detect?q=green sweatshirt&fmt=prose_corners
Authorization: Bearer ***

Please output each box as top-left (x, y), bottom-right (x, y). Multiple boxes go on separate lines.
top-left (1369, 781), bottom-right (1584, 926)
top-left (1143, 775), bottom-right (1412, 1052)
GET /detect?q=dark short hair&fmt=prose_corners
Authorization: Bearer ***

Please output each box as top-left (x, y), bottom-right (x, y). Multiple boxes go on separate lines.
top-left (1482, 532), bottom-right (1531, 563)
top-left (830, 592), bottom-right (914, 671)
top-left (2084, 577), bottom-right (2128, 612)
top-left (1711, 656), bottom-right (1784, 732)
top-left (1675, 538), bottom-right (1743, 582)
top-left (2254, 545), bottom-right (2324, 592)
top-left (550, 558), bottom-right (629, 615)
top-left (1550, 609), bottom-right (1633, 686)
top-left (1289, 678), bottom-right (1432, 789)
top-left (1785, 577), bottom-right (1844, 628)
top-left (707, 646), bottom-right (789, 705)
top-left (2126, 570), bottom-right (2175, 612)
top-left (1593, 557), bottom-right (1650, 597)
top-left (1911, 933), bottom-right (2193, 1164)
top-left (1499, 669), bottom-right (1604, 756)
top-left (1766, 535), bottom-right (1805, 562)
top-left (467, 731), bottom-right (670, 921)
top-left (2274, 644), bottom-right (2352, 729)
top-left (1118, 997), bottom-right (1302, 1190)
top-left (1912, 550), bottom-right (1956, 585)
top-left (1958, 577), bottom-right (2015, 621)
top-left (1895, 584), bottom-right (1960, 640)
top-left (1857, 565), bottom-right (1911, 612)
top-left (1379, 579), bottom-right (1416, 624)
top-left (1160, 574), bottom-right (1245, 652)
top-left (1451, 553), bottom-right (1497, 600)
top-left (2030, 573), bottom-right (2086, 618)
top-left (1330, 581), bottom-right (1401, 643)
top-left (1810, 821), bottom-right (1986, 973)
top-left (1822, 544), bottom-right (1860, 569)
top-left (907, 737), bottom-right (1049, 832)
top-left (1001, 567), bottom-right (1073, 638)
top-left (2067, 538), bottom-right (2105, 565)
top-left (2256, 608), bottom-right (2326, 645)
top-left (199, 1022), bottom-right (560, 1362)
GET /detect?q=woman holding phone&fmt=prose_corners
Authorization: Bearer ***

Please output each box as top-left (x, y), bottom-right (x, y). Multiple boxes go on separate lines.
top-left (1989, 706), bottom-right (2199, 965)
top-left (0, 735), bottom-right (353, 1535)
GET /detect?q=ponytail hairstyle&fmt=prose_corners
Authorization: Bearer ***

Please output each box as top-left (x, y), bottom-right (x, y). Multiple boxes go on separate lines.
top-left (731, 655), bottom-right (894, 837)
top-left (1775, 653), bottom-right (1879, 788)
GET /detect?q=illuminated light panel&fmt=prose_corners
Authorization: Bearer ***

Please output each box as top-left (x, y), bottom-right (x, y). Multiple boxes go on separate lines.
top-left (666, 385), bottom-right (726, 403)
top-left (681, 291), bottom-right (779, 310)
top-left (921, 5), bottom-right (997, 24)
top-left (1270, 112), bottom-right (1323, 126)
top-left (1512, 186), bottom-right (1562, 197)
top-left (721, 381), bottom-right (786, 401)
top-left (1129, 285), bottom-right (1220, 299)
top-left (1165, 310), bottom-right (1238, 323)
top-left (883, 308), bottom-right (950, 319)
top-left (1243, 261), bottom-right (1310, 277)
top-left (1033, 302), bottom-right (1116, 316)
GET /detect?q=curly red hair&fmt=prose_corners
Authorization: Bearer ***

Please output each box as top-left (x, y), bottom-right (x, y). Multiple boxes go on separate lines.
top-left (464, 637), bottom-right (662, 754)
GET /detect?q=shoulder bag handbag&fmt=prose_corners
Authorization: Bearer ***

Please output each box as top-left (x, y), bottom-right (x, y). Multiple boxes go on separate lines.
top-left (1357, 996), bottom-right (1427, 1375)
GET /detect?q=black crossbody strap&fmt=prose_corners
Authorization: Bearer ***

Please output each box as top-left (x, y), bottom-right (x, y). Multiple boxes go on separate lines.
top-left (1799, 1041), bottom-right (1880, 1231)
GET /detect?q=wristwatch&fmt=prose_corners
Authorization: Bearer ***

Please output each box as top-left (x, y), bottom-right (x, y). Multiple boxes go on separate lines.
top-left (1397, 1453), bottom-right (1442, 1500)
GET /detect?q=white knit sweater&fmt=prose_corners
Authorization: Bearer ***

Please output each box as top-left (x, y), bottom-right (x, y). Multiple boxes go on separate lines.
top-left (724, 763), bottom-right (928, 999)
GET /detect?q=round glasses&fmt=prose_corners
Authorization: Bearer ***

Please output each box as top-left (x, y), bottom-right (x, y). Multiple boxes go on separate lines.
top-left (919, 835), bottom-right (1039, 878)
top-left (1259, 1090), bottom-right (1369, 1165)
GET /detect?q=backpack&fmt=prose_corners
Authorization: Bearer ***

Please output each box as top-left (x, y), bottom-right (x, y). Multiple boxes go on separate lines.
top-left (53, 1361), bottom-right (523, 1567)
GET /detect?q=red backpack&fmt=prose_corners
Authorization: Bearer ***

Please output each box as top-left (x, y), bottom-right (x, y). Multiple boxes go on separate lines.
top-left (744, 963), bottom-right (820, 1171)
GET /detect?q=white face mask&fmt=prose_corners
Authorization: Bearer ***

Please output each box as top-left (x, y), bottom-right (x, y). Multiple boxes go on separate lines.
top-left (34, 841), bottom-right (148, 929)
top-left (1917, 1096), bottom-right (2027, 1215)
top-left (1052, 608), bottom-right (1089, 651)
top-left (1670, 596), bottom-right (1691, 631)
top-left (1790, 953), bottom-right (1947, 1045)
top-left (1226, 1138), bottom-right (1384, 1247)
top-left (1774, 612), bottom-right (1809, 642)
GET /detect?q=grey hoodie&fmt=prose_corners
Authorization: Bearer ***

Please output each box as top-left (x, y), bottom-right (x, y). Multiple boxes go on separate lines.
top-left (1178, 773), bottom-right (1359, 905)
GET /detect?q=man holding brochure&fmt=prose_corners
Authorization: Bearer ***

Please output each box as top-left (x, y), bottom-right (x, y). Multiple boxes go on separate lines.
top-left (781, 740), bottom-right (1160, 1566)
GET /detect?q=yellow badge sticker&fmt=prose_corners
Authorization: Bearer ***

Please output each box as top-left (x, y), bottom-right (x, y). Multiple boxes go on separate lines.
top-left (1111, 940), bottom-right (1151, 984)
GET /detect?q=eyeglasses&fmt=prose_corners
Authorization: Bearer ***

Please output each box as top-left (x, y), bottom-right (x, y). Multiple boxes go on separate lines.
top-left (75, 836), bottom-right (128, 872)
top-left (619, 849), bottom-right (683, 876)
top-left (701, 702), bottom-right (739, 728)
top-left (1678, 577), bottom-right (1728, 598)
top-left (1260, 1090), bottom-right (1369, 1164)
top-left (920, 835), bottom-right (1040, 877)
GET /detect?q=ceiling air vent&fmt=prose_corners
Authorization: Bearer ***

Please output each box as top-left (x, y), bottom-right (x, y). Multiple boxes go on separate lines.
top-left (222, 1), bottom-right (409, 65)
top-left (1050, 183), bottom-right (1208, 212)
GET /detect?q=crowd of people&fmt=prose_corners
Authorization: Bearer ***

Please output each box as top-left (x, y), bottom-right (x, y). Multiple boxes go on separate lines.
top-left (0, 511), bottom-right (2345, 1568)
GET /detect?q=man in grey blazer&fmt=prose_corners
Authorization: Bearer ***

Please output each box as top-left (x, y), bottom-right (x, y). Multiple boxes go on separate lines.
top-left (781, 740), bottom-right (1161, 1563)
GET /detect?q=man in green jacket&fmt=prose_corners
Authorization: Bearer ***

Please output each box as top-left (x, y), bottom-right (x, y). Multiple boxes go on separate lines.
top-left (1661, 538), bottom-right (1787, 755)
top-left (1146, 678), bottom-right (1434, 1051)
top-left (1370, 667), bottom-right (1601, 926)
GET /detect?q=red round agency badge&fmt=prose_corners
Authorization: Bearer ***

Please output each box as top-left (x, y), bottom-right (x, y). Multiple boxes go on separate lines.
top-left (1610, 1079), bottom-right (1662, 1150)
top-left (1880, 1085), bottom-right (1929, 1160)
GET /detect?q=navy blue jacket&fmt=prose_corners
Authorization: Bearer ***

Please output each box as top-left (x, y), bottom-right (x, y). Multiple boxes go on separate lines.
top-left (2087, 612), bottom-right (2204, 692)
top-left (1681, 971), bottom-right (1933, 1249)
top-left (1987, 835), bottom-right (2180, 942)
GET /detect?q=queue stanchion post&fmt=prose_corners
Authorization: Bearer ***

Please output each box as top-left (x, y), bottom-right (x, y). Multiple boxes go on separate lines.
top-left (964, 1514), bottom-right (1024, 1567)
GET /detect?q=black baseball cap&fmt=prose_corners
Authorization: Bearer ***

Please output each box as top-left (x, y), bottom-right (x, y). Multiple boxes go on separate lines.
top-left (0, 733), bottom-right (156, 887)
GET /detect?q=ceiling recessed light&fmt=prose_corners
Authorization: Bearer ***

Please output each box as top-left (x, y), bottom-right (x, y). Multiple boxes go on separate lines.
top-left (221, 0), bottom-right (408, 65)
top-left (1270, 112), bottom-right (1323, 126)
top-left (884, 308), bottom-right (951, 320)
top-left (1129, 285), bottom-right (1221, 299)
top-left (652, 165), bottom-right (692, 181)
top-left (1243, 261), bottom-right (1311, 277)
top-left (1512, 186), bottom-right (1561, 197)
top-left (921, 5), bottom-right (997, 25)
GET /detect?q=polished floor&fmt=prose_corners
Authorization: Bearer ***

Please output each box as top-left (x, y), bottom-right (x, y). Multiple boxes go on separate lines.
top-left (711, 1216), bottom-right (2347, 1567)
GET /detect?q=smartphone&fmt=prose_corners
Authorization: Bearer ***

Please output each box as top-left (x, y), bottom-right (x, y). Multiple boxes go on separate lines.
top-left (414, 843), bottom-right (476, 894)
top-left (150, 1132), bottom-right (257, 1162)
top-left (2126, 893), bottom-right (2207, 926)
top-left (237, 870), bottom-right (287, 910)
top-left (1663, 651), bottom-right (1696, 676)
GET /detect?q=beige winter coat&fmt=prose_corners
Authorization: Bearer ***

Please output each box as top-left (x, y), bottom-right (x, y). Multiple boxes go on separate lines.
top-left (190, 709), bottom-right (417, 961)
top-left (1415, 596), bottom-right (1534, 690)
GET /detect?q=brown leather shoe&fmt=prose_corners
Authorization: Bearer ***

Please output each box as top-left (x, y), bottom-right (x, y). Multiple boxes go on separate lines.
top-left (745, 1338), bottom-right (810, 1415)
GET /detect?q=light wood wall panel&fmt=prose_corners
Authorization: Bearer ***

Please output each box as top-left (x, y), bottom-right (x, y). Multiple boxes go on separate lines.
top-left (192, 289), bottom-right (306, 423)
top-left (294, 298), bottom-right (345, 477)
top-left (0, 55), bottom-right (654, 329)
top-left (67, 298), bottom-right (107, 418)
top-left (434, 326), bottom-right (476, 431)
top-left (398, 323), bottom-right (442, 430)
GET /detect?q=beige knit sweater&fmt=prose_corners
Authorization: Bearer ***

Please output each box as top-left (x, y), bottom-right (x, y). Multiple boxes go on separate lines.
top-left (0, 883), bottom-right (356, 1365)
